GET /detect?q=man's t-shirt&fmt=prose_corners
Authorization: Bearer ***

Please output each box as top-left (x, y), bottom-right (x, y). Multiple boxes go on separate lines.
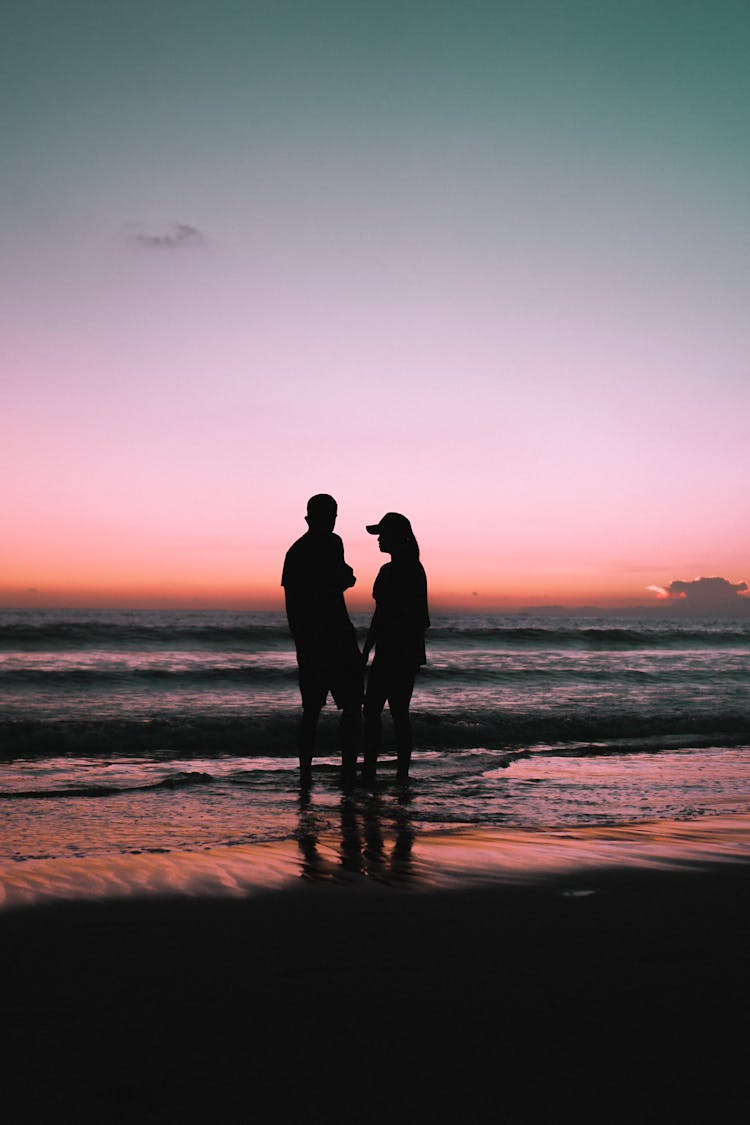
top-left (281, 531), bottom-right (356, 657)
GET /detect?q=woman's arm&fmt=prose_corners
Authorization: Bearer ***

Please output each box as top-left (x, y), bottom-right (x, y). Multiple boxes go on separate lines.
top-left (361, 609), bottom-right (380, 667)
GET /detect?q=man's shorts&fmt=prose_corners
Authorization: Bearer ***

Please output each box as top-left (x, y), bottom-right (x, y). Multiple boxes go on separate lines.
top-left (296, 642), bottom-right (363, 712)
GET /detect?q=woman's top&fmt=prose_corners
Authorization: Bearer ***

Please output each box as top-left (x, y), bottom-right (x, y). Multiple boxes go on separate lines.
top-left (369, 557), bottom-right (430, 669)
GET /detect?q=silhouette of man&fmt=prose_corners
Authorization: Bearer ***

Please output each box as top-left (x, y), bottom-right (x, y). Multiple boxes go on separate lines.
top-left (282, 494), bottom-right (363, 788)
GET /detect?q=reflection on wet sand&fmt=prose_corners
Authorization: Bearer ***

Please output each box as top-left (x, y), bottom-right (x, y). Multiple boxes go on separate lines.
top-left (297, 790), bottom-right (416, 885)
top-left (3, 812), bottom-right (748, 911)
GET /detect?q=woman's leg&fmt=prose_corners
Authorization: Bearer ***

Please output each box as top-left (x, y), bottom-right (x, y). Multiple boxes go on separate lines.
top-left (388, 671), bottom-right (416, 781)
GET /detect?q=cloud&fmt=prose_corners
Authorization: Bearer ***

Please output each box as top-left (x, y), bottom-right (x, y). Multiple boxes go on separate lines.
top-left (647, 577), bottom-right (748, 607)
top-left (130, 223), bottom-right (205, 249)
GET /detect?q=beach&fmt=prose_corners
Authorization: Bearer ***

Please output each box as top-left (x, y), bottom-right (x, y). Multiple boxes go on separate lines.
top-left (4, 821), bottom-right (749, 1122)
top-left (2, 609), bottom-right (749, 1118)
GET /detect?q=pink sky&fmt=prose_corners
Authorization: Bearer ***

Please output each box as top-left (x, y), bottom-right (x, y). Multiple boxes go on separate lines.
top-left (3, 4), bottom-right (748, 610)
top-left (3, 228), bottom-right (747, 609)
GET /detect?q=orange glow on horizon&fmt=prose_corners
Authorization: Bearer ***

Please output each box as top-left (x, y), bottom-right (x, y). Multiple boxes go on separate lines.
top-left (2, 534), bottom-right (747, 612)
top-left (1, 574), bottom-right (736, 612)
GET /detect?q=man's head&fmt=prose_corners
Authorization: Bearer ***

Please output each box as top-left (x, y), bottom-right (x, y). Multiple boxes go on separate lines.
top-left (305, 493), bottom-right (338, 534)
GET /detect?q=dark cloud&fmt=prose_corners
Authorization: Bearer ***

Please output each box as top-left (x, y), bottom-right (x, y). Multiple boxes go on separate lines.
top-left (650, 577), bottom-right (748, 608)
top-left (131, 223), bottom-right (204, 249)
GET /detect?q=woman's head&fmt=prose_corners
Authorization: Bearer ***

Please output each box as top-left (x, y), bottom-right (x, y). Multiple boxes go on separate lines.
top-left (366, 512), bottom-right (420, 559)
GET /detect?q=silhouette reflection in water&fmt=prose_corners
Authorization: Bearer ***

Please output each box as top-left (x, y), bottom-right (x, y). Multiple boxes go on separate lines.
top-left (296, 790), bottom-right (415, 885)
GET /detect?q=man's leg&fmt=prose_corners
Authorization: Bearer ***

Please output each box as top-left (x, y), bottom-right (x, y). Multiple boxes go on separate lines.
top-left (332, 648), bottom-right (364, 788)
top-left (363, 663), bottom-right (388, 784)
top-left (299, 704), bottom-right (322, 787)
top-left (298, 661), bottom-right (326, 787)
top-left (339, 704), bottom-right (361, 789)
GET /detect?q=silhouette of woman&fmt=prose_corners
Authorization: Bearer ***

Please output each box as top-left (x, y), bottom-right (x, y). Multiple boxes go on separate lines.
top-left (362, 512), bottom-right (430, 783)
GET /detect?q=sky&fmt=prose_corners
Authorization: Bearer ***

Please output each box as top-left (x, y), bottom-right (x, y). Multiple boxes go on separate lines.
top-left (2, 0), bottom-right (748, 611)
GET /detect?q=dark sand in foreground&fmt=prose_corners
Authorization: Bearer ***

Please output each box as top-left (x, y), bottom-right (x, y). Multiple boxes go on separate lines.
top-left (4, 850), bottom-right (748, 1123)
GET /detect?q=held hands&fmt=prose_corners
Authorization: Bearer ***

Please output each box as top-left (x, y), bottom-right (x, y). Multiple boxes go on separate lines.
top-left (361, 627), bottom-right (374, 670)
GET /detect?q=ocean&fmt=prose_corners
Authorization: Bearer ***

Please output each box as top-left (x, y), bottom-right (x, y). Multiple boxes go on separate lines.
top-left (1, 608), bottom-right (749, 904)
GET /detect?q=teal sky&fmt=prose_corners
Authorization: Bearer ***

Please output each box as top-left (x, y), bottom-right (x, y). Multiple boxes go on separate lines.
top-left (3, 1), bottom-right (749, 606)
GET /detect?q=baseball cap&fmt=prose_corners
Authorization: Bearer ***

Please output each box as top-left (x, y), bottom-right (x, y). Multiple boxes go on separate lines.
top-left (366, 512), bottom-right (414, 537)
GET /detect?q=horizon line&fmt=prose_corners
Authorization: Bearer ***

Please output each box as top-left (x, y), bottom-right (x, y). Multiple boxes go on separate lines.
top-left (2, 599), bottom-right (749, 617)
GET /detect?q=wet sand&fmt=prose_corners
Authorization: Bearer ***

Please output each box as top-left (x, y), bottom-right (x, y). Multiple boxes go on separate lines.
top-left (4, 825), bottom-right (749, 1121)
top-left (4, 813), bottom-right (749, 909)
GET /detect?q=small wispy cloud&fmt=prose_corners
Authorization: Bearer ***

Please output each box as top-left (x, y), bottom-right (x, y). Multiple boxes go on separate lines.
top-left (129, 223), bottom-right (205, 249)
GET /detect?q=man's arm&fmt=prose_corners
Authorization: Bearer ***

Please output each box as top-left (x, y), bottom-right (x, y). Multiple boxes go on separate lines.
top-left (283, 588), bottom-right (306, 642)
top-left (281, 544), bottom-right (307, 642)
top-left (332, 534), bottom-right (356, 590)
